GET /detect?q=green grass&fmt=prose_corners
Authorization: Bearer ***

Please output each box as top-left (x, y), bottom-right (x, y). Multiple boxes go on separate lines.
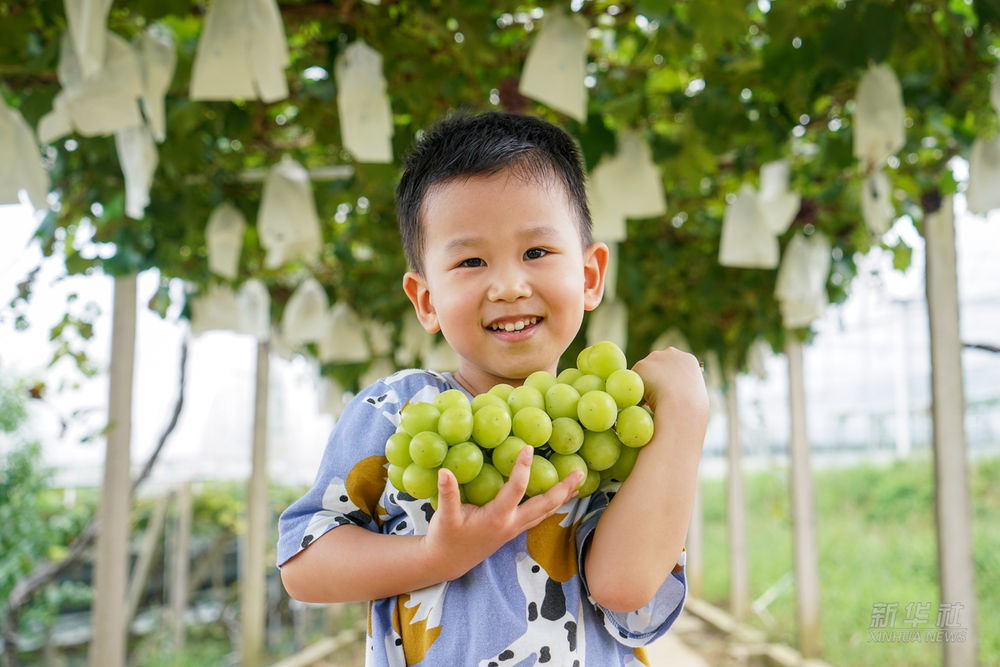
top-left (696, 455), bottom-right (1000, 666)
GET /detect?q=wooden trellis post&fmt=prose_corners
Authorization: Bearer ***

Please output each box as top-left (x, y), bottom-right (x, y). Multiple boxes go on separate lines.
top-left (725, 369), bottom-right (749, 621)
top-left (786, 336), bottom-right (821, 658)
top-left (241, 340), bottom-right (270, 667)
top-left (687, 482), bottom-right (703, 599)
top-left (169, 482), bottom-right (193, 662)
top-left (90, 274), bottom-right (137, 667)
top-left (924, 195), bottom-right (979, 666)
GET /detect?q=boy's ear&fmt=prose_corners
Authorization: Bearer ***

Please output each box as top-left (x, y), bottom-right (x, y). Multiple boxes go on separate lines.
top-left (583, 241), bottom-right (609, 311)
top-left (402, 271), bottom-right (441, 333)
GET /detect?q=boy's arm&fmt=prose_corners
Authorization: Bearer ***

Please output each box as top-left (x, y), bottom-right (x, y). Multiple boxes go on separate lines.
top-left (281, 446), bottom-right (584, 603)
top-left (583, 347), bottom-right (709, 613)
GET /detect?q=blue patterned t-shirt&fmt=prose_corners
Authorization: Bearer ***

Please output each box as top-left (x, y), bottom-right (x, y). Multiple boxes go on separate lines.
top-left (277, 369), bottom-right (687, 666)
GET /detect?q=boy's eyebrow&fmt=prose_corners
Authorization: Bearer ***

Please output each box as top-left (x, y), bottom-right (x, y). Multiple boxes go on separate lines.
top-left (442, 226), bottom-right (562, 255)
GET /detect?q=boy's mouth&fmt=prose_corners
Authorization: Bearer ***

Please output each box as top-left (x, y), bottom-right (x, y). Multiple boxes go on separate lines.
top-left (486, 316), bottom-right (541, 333)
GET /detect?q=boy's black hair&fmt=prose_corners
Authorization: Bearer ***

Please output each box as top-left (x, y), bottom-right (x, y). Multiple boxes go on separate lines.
top-left (395, 111), bottom-right (593, 273)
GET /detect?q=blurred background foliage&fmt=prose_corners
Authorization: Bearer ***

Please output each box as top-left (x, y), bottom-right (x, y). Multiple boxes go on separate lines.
top-left (1, 0), bottom-right (998, 387)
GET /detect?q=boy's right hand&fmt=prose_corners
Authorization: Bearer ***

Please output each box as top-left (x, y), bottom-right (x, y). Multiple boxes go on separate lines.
top-left (422, 446), bottom-right (583, 581)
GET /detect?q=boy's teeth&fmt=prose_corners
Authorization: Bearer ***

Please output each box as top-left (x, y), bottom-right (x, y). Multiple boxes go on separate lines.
top-left (491, 317), bottom-right (538, 331)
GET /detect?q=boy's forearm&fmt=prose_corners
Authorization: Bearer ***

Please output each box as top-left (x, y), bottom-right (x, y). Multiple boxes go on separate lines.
top-left (583, 409), bottom-right (705, 613)
top-left (280, 525), bottom-right (449, 603)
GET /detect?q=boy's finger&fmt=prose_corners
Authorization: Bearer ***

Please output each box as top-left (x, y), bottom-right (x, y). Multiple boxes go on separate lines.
top-left (494, 446), bottom-right (533, 506)
top-left (517, 470), bottom-right (584, 529)
top-left (435, 467), bottom-right (461, 520)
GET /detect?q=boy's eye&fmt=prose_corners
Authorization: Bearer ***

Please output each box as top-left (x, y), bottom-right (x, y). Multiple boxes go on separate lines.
top-left (524, 248), bottom-right (548, 260)
top-left (459, 257), bottom-right (486, 268)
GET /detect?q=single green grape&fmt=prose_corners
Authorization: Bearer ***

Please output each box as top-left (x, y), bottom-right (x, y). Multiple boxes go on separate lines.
top-left (576, 346), bottom-right (595, 375)
top-left (523, 370), bottom-right (557, 394)
top-left (384, 431), bottom-right (413, 467)
top-left (525, 455), bottom-right (559, 497)
top-left (492, 436), bottom-right (530, 476)
top-left (548, 417), bottom-right (584, 454)
top-left (556, 367), bottom-right (584, 385)
top-left (409, 431), bottom-right (448, 468)
top-left (579, 428), bottom-right (622, 471)
top-left (577, 390), bottom-right (618, 432)
top-left (615, 404), bottom-right (655, 448)
top-left (399, 402), bottom-right (440, 436)
top-left (471, 392), bottom-right (509, 413)
top-left (488, 383), bottom-right (515, 401)
top-left (433, 388), bottom-right (471, 412)
top-left (587, 340), bottom-right (628, 379)
top-left (402, 463), bottom-right (439, 499)
top-left (438, 405), bottom-right (474, 444)
top-left (603, 443), bottom-right (639, 482)
top-left (463, 463), bottom-right (504, 506)
top-left (387, 463), bottom-right (406, 491)
top-left (577, 468), bottom-right (601, 497)
top-left (471, 404), bottom-right (512, 448)
top-left (572, 373), bottom-right (605, 395)
top-left (605, 368), bottom-right (645, 409)
top-left (547, 452), bottom-right (588, 489)
top-left (511, 406), bottom-right (552, 447)
top-left (507, 385), bottom-right (545, 412)
top-left (442, 441), bottom-right (484, 484)
top-left (544, 382), bottom-right (581, 420)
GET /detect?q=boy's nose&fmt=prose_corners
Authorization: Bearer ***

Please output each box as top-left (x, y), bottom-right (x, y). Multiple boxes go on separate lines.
top-left (487, 265), bottom-right (532, 302)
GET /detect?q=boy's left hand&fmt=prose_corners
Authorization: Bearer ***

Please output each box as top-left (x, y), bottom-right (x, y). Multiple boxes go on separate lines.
top-left (631, 346), bottom-right (709, 420)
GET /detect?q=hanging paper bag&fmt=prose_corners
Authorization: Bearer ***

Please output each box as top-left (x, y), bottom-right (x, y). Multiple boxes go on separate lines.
top-left (519, 11), bottom-right (589, 122)
top-left (189, 0), bottom-right (289, 102)
top-left (318, 377), bottom-right (347, 419)
top-left (335, 41), bottom-right (394, 163)
top-left (614, 132), bottom-right (667, 219)
top-left (746, 339), bottom-right (771, 380)
top-left (114, 124), bottom-right (158, 219)
top-left (236, 279), bottom-right (270, 341)
top-left (366, 320), bottom-right (393, 357)
top-left (281, 278), bottom-right (329, 347)
top-left (136, 25), bottom-right (176, 143)
top-left (966, 135), bottom-right (1000, 215)
top-left (853, 63), bottom-right (905, 169)
top-left (425, 338), bottom-right (460, 372)
top-left (991, 63), bottom-right (1000, 118)
top-left (651, 327), bottom-right (692, 354)
top-left (361, 357), bottom-right (396, 389)
top-left (63, 0), bottom-right (113, 78)
top-left (757, 159), bottom-right (801, 235)
top-left (587, 167), bottom-right (627, 242)
top-left (860, 168), bottom-right (894, 235)
top-left (206, 202), bottom-right (246, 280)
top-left (38, 31), bottom-right (144, 142)
top-left (586, 300), bottom-right (627, 351)
top-left (189, 285), bottom-right (240, 335)
top-left (394, 312), bottom-right (432, 366)
top-left (319, 302), bottom-right (370, 363)
top-left (718, 184), bottom-right (780, 269)
top-left (0, 100), bottom-right (49, 210)
top-left (257, 155), bottom-right (323, 268)
top-left (775, 232), bottom-right (831, 329)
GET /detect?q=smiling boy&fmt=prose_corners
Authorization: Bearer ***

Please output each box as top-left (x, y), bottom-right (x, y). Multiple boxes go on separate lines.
top-left (277, 111), bottom-right (709, 665)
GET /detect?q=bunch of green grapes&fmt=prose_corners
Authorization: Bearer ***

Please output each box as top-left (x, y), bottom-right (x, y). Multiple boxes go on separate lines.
top-left (384, 341), bottom-right (654, 506)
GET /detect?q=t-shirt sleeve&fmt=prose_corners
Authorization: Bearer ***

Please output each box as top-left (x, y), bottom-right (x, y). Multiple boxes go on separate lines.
top-left (574, 485), bottom-right (688, 647)
top-left (276, 377), bottom-right (408, 567)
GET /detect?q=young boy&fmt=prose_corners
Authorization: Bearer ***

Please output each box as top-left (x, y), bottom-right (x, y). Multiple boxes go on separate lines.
top-left (277, 111), bottom-right (709, 666)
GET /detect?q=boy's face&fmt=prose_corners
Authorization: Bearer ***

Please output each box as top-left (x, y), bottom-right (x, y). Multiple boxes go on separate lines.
top-left (403, 170), bottom-right (608, 396)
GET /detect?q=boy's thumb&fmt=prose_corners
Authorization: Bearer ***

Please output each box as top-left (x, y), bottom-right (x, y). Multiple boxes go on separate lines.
top-left (437, 467), bottom-right (459, 506)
